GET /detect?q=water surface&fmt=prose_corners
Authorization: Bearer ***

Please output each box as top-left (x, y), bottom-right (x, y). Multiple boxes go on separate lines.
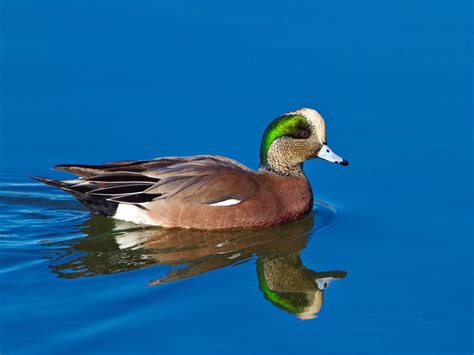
top-left (1, 0), bottom-right (472, 353)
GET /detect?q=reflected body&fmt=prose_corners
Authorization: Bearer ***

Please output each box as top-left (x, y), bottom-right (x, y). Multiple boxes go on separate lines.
top-left (49, 210), bottom-right (346, 319)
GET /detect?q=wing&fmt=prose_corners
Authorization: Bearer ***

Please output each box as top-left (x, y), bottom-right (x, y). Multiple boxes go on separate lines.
top-left (41, 155), bottom-right (259, 208)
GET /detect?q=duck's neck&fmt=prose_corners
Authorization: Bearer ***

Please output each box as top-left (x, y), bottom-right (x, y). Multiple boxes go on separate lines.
top-left (259, 156), bottom-right (304, 177)
top-left (259, 138), bottom-right (306, 176)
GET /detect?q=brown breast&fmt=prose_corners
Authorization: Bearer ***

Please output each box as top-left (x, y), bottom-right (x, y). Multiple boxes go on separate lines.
top-left (147, 172), bottom-right (313, 229)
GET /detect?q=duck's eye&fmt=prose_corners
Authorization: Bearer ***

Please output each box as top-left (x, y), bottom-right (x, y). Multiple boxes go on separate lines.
top-left (297, 129), bottom-right (310, 139)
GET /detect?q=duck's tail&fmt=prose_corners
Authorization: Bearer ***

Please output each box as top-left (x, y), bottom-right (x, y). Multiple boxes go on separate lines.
top-left (31, 176), bottom-right (71, 189)
top-left (31, 176), bottom-right (120, 216)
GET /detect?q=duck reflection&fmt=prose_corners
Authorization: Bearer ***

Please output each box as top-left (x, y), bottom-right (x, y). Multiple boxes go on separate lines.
top-left (50, 213), bottom-right (346, 319)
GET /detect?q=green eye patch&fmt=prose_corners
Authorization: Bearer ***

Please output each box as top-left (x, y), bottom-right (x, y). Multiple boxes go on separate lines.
top-left (260, 114), bottom-right (309, 165)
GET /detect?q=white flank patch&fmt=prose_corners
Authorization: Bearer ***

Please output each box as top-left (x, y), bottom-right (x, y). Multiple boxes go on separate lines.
top-left (208, 198), bottom-right (241, 207)
top-left (113, 204), bottom-right (156, 225)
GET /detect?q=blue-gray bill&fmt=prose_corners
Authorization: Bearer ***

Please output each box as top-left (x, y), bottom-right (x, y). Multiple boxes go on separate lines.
top-left (317, 144), bottom-right (349, 166)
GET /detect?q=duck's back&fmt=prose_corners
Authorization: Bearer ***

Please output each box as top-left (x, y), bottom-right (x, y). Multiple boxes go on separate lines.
top-left (34, 155), bottom-right (313, 229)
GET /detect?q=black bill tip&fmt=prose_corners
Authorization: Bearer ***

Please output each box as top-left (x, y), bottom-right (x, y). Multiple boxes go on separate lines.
top-left (339, 159), bottom-right (349, 166)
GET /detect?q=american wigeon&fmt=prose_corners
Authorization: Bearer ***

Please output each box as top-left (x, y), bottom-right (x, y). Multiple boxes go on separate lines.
top-left (34, 108), bottom-right (348, 229)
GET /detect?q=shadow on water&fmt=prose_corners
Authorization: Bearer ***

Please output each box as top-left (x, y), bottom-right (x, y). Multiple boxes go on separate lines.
top-left (48, 208), bottom-right (347, 320)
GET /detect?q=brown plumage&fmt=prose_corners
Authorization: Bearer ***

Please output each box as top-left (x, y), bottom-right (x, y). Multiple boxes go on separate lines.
top-left (34, 155), bottom-right (313, 229)
top-left (33, 108), bottom-right (348, 229)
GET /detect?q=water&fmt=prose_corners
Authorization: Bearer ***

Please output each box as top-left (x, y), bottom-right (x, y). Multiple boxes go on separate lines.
top-left (1, 0), bottom-right (472, 354)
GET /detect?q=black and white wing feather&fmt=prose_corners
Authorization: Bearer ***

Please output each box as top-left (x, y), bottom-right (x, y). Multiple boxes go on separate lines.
top-left (33, 155), bottom-right (258, 216)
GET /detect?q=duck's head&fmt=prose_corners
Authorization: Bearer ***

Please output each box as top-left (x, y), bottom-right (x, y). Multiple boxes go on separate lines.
top-left (259, 108), bottom-right (348, 176)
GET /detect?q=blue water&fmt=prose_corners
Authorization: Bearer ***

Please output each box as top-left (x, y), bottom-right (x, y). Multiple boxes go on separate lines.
top-left (1, 0), bottom-right (472, 353)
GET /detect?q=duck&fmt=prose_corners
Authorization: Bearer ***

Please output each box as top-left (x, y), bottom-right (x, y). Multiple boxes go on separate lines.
top-left (34, 108), bottom-right (348, 229)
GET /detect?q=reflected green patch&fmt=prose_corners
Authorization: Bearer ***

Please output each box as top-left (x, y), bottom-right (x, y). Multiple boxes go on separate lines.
top-left (257, 259), bottom-right (305, 314)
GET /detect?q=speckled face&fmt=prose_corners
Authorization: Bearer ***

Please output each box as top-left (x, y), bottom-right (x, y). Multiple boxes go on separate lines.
top-left (260, 108), bottom-right (327, 175)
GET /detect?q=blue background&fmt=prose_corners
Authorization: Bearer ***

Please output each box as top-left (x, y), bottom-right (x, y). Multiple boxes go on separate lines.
top-left (0, 0), bottom-right (472, 354)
